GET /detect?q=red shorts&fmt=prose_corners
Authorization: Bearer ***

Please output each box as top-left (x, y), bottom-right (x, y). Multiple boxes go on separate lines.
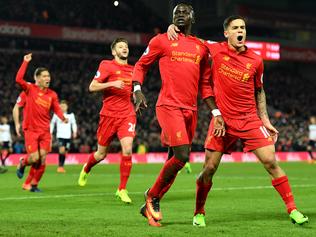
top-left (205, 116), bottom-right (274, 154)
top-left (156, 105), bottom-right (197, 147)
top-left (24, 129), bottom-right (51, 153)
top-left (97, 115), bottom-right (136, 146)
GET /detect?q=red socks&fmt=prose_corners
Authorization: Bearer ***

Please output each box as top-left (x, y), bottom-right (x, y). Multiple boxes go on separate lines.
top-left (149, 156), bottom-right (185, 197)
top-left (118, 155), bottom-right (132, 190)
top-left (31, 164), bottom-right (46, 186)
top-left (272, 176), bottom-right (296, 214)
top-left (194, 179), bottom-right (212, 215)
top-left (84, 152), bottom-right (102, 173)
top-left (24, 165), bottom-right (37, 185)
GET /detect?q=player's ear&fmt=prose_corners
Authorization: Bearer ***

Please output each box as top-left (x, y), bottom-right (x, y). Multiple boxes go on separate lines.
top-left (111, 49), bottom-right (116, 57)
top-left (190, 9), bottom-right (195, 24)
top-left (224, 31), bottom-right (228, 38)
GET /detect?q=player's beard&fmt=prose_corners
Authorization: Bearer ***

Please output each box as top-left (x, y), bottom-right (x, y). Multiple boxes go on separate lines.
top-left (119, 55), bottom-right (128, 60)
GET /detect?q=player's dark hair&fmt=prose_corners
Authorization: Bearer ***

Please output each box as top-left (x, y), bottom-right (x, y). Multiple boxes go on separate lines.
top-left (60, 100), bottom-right (68, 105)
top-left (34, 67), bottom-right (49, 77)
top-left (173, 3), bottom-right (195, 24)
top-left (223, 15), bottom-right (246, 30)
top-left (111, 38), bottom-right (128, 51)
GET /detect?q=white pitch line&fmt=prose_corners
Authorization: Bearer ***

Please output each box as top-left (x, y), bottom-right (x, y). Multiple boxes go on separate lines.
top-left (1, 184), bottom-right (315, 201)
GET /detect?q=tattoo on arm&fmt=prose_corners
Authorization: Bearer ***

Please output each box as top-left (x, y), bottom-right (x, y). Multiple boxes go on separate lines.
top-left (255, 88), bottom-right (269, 120)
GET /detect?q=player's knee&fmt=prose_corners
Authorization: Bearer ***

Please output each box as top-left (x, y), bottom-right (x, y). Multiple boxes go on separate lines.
top-left (59, 147), bottom-right (66, 154)
top-left (122, 146), bottom-right (133, 156)
top-left (263, 159), bottom-right (278, 171)
top-left (173, 150), bottom-right (190, 163)
top-left (95, 150), bottom-right (107, 160)
top-left (30, 154), bottom-right (40, 163)
top-left (205, 162), bottom-right (218, 175)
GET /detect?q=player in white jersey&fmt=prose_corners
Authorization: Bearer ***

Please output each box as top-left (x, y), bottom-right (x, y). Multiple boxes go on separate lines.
top-left (50, 100), bottom-right (77, 172)
top-left (307, 116), bottom-right (316, 163)
top-left (0, 116), bottom-right (12, 173)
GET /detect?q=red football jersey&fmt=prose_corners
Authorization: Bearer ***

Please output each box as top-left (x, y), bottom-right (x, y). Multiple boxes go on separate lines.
top-left (133, 33), bottom-right (212, 111)
top-left (93, 59), bottom-right (135, 118)
top-left (205, 41), bottom-right (264, 119)
top-left (16, 61), bottom-right (65, 131)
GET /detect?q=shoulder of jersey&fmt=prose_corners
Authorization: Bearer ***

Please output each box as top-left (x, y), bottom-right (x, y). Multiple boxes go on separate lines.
top-left (246, 47), bottom-right (263, 60)
top-left (100, 59), bottom-right (112, 65)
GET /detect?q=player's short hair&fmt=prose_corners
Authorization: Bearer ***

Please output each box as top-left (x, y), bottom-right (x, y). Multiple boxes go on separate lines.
top-left (34, 67), bottom-right (49, 77)
top-left (173, 3), bottom-right (195, 23)
top-left (223, 15), bottom-right (246, 30)
top-left (60, 100), bottom-right (68, 105)
top-left (111, 38), bottom-right (128, 51)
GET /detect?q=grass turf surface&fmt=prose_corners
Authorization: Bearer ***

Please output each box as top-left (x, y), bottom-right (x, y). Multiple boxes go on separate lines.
top-left (0, 162), bottom-right (315, 237)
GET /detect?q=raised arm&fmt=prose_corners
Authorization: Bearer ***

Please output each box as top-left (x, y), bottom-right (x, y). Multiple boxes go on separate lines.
top-left (16, 53), bottom-right (32, 91)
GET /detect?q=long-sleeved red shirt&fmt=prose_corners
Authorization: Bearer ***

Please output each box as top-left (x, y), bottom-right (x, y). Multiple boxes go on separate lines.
top-left (16, 60), bottom-right (65, 132)
top-left (205, 41), bottom-right (264, 119)
top-left (93, 59), bottom-right (135, 118)
top-left (133, 33), bottom-right (213, 111)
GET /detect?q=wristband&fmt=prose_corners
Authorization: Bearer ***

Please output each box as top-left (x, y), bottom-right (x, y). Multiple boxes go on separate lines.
top-left (211, 109), bottom-right (221, 117)
top-left (133, 84), bottom-right (141, 92)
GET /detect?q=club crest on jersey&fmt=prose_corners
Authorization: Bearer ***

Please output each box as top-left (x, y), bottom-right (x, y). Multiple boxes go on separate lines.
top-left (38, 92), bottom-right (43, 96)
top-left (143, 47), bottom-right (149, 55)
top-left (95, 71), bottom-right (101, 78)
top-left (242, 73), bottom-right (250, 82)
top-left (170, 42), bottom-right (178, 47)
top-left (176, 131), bottom-right (182, 139)
top-left (246, 63), bottom-right (252, 69)
top-left (196, 44), bottom-right (200, 52)
top-left (223, 55), bottom-right (230, 61)
top-left (116, 71), bottom-right (121, 74)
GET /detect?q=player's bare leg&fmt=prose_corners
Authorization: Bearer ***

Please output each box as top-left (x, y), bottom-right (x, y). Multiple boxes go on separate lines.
top-left (78, 145), bottom-right (108, 186)
top-left (115, 137), bottom-right (133, 203)
top-left (193, 149), bottom-right (223, 227)
top-left (254, 145), bottom-right (308, 225)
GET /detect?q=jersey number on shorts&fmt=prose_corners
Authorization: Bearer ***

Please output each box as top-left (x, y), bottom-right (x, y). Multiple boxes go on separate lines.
top-left (128, 123), bottom-right (136, 132)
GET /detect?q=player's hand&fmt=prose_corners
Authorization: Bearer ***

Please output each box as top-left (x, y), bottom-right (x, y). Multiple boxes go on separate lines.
top-left (15, 123), bottom-right (21, 137)
top-left (134, 90), bottom-right (147, 115)
top-left (24, 53), bottom-right (32, 62)
top-left (63, 118), bottom-right (69, 124)
top-left (263, 122), bottom-right (279, 142)
top-left (167, 24), bottom-right (180, 40)
top-left (111, 80), bottom-right (125, 89)
top-left (213, 115), bottom-right (225, 137)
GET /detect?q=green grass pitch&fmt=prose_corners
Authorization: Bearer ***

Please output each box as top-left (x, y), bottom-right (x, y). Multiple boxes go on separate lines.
top-left (0, 162), bottom-right (315, 237)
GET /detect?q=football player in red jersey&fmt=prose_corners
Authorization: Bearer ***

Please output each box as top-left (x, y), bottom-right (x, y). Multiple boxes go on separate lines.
top-left (78, 38), bottom-right (136, 204)
top-left (133, 3), bottom-right (225, 227)
top-left (168, 15), bottom-right (308, 226)
top-left (15, 53), bottom-right (68, 192)
top-left (13, 92), bottom-right (37, 190)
